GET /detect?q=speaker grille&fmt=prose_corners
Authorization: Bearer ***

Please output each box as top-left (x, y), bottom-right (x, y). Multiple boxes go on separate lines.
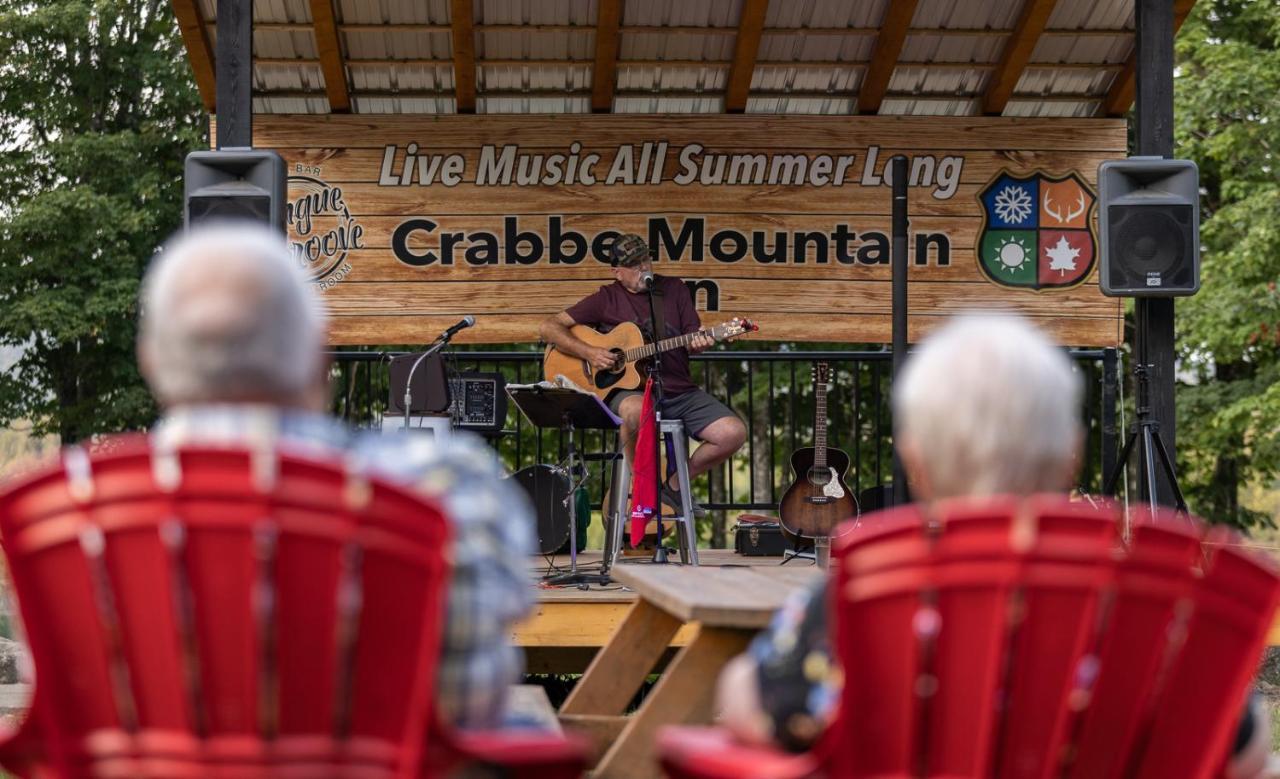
top-left (1105, 203), bottom-right (1196, 294)
top-left (188, 194), bottom-right (273, 226)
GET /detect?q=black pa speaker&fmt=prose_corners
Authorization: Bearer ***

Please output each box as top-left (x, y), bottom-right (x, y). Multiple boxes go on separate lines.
top-left (1098, 157), bottom-right (1199, 297)
top-left (184, 149), bottom-right (287, 233)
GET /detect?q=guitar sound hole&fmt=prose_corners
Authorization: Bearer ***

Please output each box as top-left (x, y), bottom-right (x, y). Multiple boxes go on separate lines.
top-left (594, 352), bottom-right (626, 390)
top-left (807, 467), bottom-right (831, 487)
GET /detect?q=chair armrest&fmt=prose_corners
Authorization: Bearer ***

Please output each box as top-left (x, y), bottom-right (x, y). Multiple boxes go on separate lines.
top-left (433, 729), bottom-right (589, 779)
top-left (657, 726), bottom-right (819, 779)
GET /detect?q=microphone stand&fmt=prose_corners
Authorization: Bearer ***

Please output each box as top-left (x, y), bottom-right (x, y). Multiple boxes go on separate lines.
top-left (403, 335), bottom-right (453, 430)
top-left (643, 276), bottom-right (671, 564)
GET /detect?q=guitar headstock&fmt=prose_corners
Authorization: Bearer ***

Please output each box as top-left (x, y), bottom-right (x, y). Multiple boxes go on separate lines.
top-left (710, 317), bottom-right (759, 342)
top-left (814, 362), bottom-right (831, 386)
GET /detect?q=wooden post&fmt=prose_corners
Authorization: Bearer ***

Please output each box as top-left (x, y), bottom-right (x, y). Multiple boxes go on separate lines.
top-left (891, 154), bottom-right (909, 506)
top-left (1134, 0), bottom-right (1177, 506)
top-left (215, 0), bottom-right (252, 148)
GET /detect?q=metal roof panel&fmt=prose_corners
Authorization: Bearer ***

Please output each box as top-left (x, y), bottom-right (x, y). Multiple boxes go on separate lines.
top-left (342, 30), bottom-right (453, 59)
top-left (480, 95), bottom-right (590, 112)
top-left (613, 96), bottom-right (723, 113)
top-left (622, 0), bottom-right (739, 27)
top-left (746, 96), bottom-right (856, 114)
top-left (254, 96), bottom-right (329, 113)
top-left (752, 66), bottom-right (860, 94)
top-left (620, 32), bottom-right (736, 61)
top-left (756, 32), bottom-right (874, 63)
top-left (354, 95), bottom-right (454, 112)
top-left (479, 64), bottom-right (591, 91)
top-left (881, 96), bottom-right (980, 116)
top-left (1049, 0), bottom-right (1133, 30)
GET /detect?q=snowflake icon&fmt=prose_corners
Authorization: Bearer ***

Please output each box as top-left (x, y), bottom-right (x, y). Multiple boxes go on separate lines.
top-left (993, 185), bottom-right (1033, 224)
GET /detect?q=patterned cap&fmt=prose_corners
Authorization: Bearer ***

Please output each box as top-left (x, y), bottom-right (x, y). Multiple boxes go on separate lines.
top-left (610, 233), bottom-right (652, 267)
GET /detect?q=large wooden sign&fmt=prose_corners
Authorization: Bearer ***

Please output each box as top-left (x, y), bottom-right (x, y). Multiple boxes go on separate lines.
top-left (247, 115), bottom-right (1126, 346)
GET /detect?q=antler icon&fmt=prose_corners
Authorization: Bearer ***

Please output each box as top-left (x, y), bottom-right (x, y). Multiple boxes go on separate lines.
top-left (1044, 191), bottom-right (1087, 224)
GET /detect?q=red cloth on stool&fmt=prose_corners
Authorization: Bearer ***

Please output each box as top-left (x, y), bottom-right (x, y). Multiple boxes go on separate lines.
top-left (629, 377), bottom-right (658, 547)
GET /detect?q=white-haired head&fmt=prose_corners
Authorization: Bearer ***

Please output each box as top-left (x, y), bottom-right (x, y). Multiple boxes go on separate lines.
top-left (138, 222), bottom-right (327, 408)
top-left (892, 314), bottom-right (1083, 500)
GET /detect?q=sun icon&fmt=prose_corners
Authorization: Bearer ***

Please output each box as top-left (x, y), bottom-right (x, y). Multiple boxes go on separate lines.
top-left (996, 236), bottom-right (1031, 273)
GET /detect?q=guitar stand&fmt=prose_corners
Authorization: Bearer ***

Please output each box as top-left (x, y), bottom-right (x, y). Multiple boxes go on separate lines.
top-left (507, 385), bottom-right (621, 587)
top-left (780, 548), bottom-right (815, 565)
top-left (780, 534), bottom-right (816, 566)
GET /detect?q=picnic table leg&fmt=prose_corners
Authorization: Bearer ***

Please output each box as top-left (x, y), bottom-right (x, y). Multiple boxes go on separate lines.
top-left (561, 598), bottom-right (682, 717)
top-left (592, 625), bottom-right (751, 779)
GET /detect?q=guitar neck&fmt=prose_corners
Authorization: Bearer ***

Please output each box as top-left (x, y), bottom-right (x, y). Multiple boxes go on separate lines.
top-left (622, 329), bottom-right (715, 363)
top-left (814, 378), bottom-right (828, 469)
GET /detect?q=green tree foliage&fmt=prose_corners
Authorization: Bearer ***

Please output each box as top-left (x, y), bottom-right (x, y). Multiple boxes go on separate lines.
top-left (1175, 0), bottom-right (1280, 526)
top-left (0, 0), bottom-right (204, 442)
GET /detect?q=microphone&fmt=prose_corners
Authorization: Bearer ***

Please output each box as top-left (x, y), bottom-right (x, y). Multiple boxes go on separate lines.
top-left (639, 270), bottom-right (655, 290)
top-left (439, 315), bottom-right (476, 341)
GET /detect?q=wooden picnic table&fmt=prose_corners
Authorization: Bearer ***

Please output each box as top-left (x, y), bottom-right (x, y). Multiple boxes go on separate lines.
top-left (559, 564), bottom-right (822, 779)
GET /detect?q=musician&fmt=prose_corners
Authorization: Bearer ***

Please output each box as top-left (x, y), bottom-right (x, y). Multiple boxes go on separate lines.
top-left (538, 233), bottom-right (746, 514)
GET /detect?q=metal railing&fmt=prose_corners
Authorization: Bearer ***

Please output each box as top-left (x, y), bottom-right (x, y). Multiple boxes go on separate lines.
top-left (329, 347), bottom-right (1118, 545)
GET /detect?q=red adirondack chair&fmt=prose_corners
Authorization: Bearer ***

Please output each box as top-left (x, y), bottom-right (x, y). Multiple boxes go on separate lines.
top-left (659, 495), bottom-right (1280, 779)
top-left (0, 435), bottom-right (586, 778)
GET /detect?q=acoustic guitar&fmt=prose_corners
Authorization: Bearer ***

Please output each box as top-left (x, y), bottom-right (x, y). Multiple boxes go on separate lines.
top-left (778, 362), bottom-right (857, 540)
top-left (542, 317), bottom-right (757, 403)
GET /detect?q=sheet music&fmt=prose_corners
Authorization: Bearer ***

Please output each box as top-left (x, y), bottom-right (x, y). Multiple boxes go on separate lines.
top-left (506, 374), bottom-right (589, 393)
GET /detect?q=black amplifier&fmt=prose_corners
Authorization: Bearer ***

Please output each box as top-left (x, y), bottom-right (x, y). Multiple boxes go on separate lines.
top-left (447, 372), bottom-right (507, 433)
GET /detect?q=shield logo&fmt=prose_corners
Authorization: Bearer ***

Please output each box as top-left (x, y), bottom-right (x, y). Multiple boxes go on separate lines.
top-left (976, 170), bottom-right (1097, 290)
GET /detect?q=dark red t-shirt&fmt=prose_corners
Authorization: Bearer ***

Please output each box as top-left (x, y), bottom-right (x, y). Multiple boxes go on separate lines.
top-left (564, 276), bottom-right (701, 396)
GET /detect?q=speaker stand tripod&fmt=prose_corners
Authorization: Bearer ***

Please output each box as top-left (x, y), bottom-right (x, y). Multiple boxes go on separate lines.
top-left (1102, 315), bottom-right (1188, 520)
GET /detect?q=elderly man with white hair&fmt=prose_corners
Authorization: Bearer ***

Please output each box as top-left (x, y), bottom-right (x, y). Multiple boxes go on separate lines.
top-left (137, 222), bottom-right (536, 729)
top-left (712, 314), bottom-right (1271, 777)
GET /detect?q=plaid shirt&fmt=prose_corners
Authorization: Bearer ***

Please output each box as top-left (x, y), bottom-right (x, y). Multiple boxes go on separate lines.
top-left (152, 405), bottom-right (536, 729)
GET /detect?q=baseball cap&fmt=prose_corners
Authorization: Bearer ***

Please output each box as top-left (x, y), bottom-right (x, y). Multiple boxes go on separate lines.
top-left (610, 233), bottom-right (652, 267)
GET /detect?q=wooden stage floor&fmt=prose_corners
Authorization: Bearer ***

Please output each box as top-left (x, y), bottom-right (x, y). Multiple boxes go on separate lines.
top-left (515, 549), bottom-right (813, 673)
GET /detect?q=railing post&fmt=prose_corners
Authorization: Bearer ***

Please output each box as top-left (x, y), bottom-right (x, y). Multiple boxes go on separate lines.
top-left (1101, 347), bottom-right (1119, 496)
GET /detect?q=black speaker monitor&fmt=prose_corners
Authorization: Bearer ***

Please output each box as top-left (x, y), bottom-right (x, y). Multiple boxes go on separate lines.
top-left (1098, 158), bottom-right (1199, 297)
top-left (184, 150), bottom-right (287, 233)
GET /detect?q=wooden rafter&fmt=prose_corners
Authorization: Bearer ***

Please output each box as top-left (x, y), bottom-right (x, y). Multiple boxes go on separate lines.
top-left (591, 0), bottom-right (622, 112)
top-left (856, 0), bottom-right (920, 114)
top-left (724, 0), bottom-right (769, 112)
top-left (450, 0), bottom-right (477, 113)
top-left (172, 0), bottom-right (216, 110)
top-left (982, 0), bottom-right (1060, 115)
top-left (1102, 0), bottom-right (1196, 116)
top-left (308, 0), bottom-right (351, 112)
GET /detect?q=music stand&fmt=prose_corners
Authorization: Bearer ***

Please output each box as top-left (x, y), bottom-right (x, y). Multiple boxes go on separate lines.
top-left (507, 385), bottom-right (620, 586)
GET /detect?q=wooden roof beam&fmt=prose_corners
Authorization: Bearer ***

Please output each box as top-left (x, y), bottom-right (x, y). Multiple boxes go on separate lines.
top-left (724, 0), bottom-right (769, 112)
top-left (1102, 0), bottom-right (1196, 116)
top-left (450, 0), bottom-right (477, 113)
top-left (982, 0), bottom-right (1060, 115)
top-left (857, 0), bottom-right (920, 114)
top-left (308, 0), bottom-right (351, 112)
top-left (591, 0), bottom-right (622, 112)
top-left (172, 0), bottom-right (216, 111)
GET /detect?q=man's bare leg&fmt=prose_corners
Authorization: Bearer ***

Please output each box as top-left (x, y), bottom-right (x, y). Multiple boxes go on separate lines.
top-left (615, 394), bottom-right (643, 462)
top-left (666, 415), bottom-right (747, 490)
